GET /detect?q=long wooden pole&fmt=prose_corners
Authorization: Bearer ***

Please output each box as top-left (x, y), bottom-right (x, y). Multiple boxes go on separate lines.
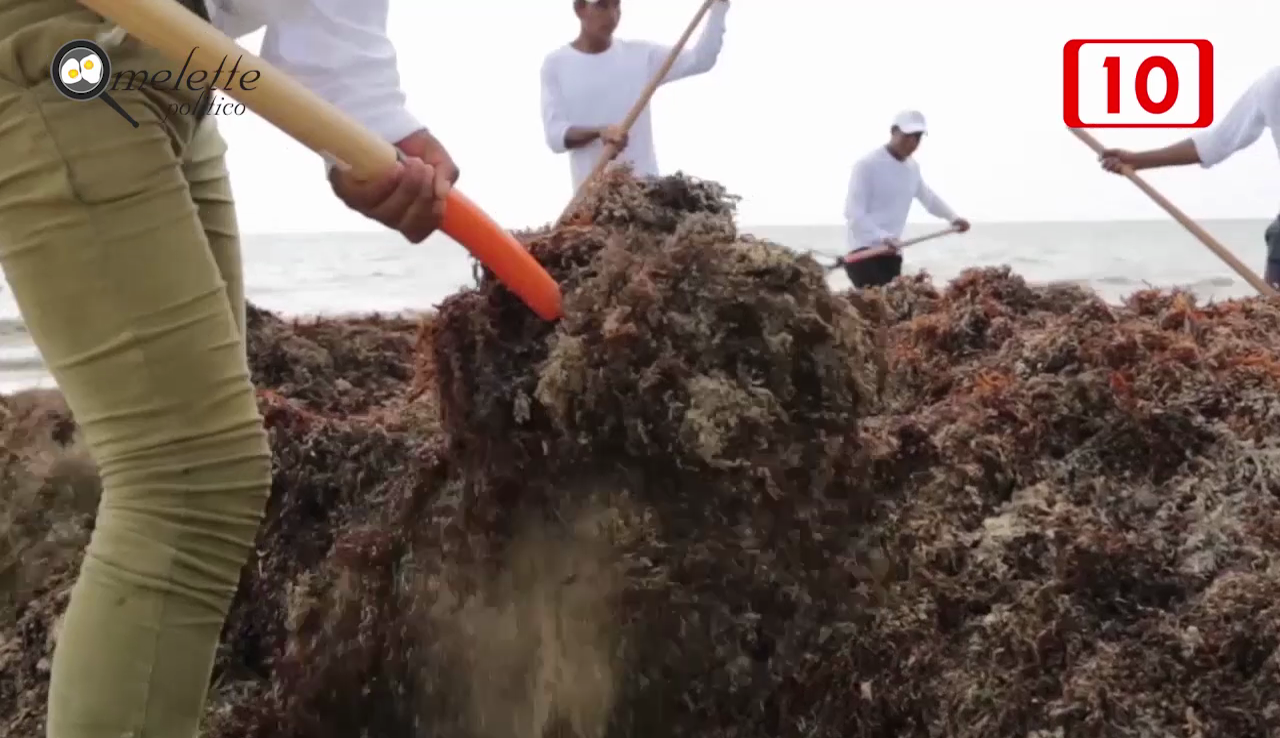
top-left (1068, 127), bottom-right (1276, 297)
top-left (826, 225), bottom-right (962, 272)
top-left (557, 0), bottom-right (719, 223)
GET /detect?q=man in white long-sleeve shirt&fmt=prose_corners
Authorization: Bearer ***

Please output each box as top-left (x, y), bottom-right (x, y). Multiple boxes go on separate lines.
top-left (842, 110), bottom-right (970, 288)
top-left (0, 2), bottom-right (456, 737)
top-left (1099, 66), bottom-right (1280, 287)
top-left (540, 0), bottom-right (730, 192)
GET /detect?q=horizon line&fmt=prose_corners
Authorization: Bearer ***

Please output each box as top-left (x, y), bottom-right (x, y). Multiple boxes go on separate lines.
top-left (240, 216), bottom-right (1273, 237)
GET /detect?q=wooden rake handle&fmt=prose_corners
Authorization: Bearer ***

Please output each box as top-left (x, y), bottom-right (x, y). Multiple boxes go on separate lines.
top-left (827, 225), bottom-right (962, 272)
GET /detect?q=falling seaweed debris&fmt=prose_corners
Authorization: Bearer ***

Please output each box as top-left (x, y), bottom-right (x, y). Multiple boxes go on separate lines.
top-left (0, 169), bottom-right (1279, 738)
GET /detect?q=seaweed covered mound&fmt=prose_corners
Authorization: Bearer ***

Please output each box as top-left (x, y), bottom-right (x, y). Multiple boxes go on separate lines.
top-left (425, 169), bottom-right (885, 738)
top-left (842, 268), bottom-right (1280, 737)
top-left (4, 170), bottom-right (1280, 738)
top-left (426, 230), bottom-right (1280, 736)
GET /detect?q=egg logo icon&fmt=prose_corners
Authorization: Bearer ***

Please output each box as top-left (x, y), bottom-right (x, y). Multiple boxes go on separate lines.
top-left (79, 53), bottom-right (103, 84)
top-left (50, 39), bottom-right (138, 128)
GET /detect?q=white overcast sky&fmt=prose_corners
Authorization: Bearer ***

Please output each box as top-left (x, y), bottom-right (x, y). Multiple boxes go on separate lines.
top-left (219, 0), bottom-right (1278, 232)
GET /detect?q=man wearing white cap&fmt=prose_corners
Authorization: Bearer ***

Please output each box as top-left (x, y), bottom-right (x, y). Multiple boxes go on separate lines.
top-left (841, 110), bottom-right (970, 288)
top-left (540, 0), bottom-right (730, 192)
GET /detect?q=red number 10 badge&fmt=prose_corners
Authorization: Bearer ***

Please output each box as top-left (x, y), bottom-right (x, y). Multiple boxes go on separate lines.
top-left (1063, 39), bottom-right (1213, 128)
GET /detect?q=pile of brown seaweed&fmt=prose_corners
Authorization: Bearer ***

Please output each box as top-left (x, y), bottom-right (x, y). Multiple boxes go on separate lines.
top-left (840, 272), bottom-right (1280, 736)
top-left (2, 169), bottom-right (1279, 738)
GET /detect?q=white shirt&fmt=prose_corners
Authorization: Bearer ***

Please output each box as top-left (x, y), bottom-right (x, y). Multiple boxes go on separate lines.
top-left (844, 146), bottom-right (957, 250)
top-left (1191, 65), bottom-right (1280, 169)
top-left (208, 0), bottom-right (421, 155)
top-left (539, 1), bottom-right (728, 192)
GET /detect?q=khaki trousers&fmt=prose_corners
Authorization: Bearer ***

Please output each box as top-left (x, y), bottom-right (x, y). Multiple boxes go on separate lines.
top-left (0, 9), bottom-right (271, 737)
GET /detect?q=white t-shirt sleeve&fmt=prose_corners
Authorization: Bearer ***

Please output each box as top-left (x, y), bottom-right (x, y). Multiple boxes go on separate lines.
top-left (540, 55), bottom-right (572, 154)
top-left (845, 160), bottom-right (892, 244)
top-left (1191, 68), bottom-right (1279, 168)
top-left (259, 0), bottom-right (423, 171)
top-left (915, 176), bottom-right (958, 221)
top-left (643, 0), bottom-right (728, 85)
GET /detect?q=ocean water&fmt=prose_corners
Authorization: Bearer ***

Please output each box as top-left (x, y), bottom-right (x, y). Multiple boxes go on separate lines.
top-left (0, 218), bottom-right (1270, 393)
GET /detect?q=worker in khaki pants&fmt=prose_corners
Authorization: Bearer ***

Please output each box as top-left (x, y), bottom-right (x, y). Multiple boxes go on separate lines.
top-left (0, 1), bottom-right (459, 736)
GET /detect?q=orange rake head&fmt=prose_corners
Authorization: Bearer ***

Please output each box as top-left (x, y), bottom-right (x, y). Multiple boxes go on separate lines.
top-left (440, 190), bottom-right (563, 321)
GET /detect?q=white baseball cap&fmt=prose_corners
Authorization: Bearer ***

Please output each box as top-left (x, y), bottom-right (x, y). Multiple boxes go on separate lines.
top-left (892, 110), bottom-right (927, 135)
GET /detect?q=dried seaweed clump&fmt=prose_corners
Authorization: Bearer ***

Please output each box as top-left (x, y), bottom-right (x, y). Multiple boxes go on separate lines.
top-left (558, 164), bottom-right (740, 233)
top-left (0, 389), bottom-right (96, 727)
top-left (246, 304), bottom-right (422, 415)
top-left (427, 171), bottom-right (884, 737)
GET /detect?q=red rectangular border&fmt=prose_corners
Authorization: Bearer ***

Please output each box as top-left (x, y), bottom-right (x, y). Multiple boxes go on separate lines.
top-left (1063, 39), bottom-right (1213, 128)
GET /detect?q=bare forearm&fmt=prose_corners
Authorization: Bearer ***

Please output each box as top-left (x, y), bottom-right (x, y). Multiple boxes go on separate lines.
top-left (1129, 139), bottom-right (1202, 170)
top-left (564, 126), bottom-right (602, 150)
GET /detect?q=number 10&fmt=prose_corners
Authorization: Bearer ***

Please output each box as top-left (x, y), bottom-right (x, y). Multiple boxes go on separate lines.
top-left (1104, 55), bottom-right (1179, 115)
